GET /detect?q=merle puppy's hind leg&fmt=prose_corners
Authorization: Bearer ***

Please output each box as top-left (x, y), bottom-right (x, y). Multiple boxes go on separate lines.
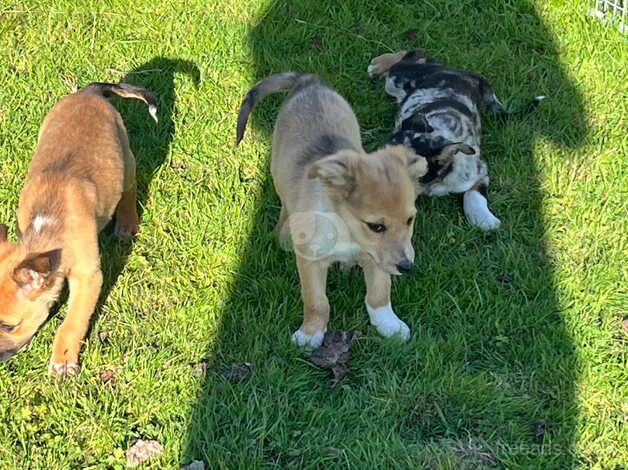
top-left (367, 51), bottom-right (407, 78)
top-left (463, 181), bottom-right (501, 230)
top-left (480, 79), bottom-right (545, 120)
top-left (478, 79), bottom-right (510, 120)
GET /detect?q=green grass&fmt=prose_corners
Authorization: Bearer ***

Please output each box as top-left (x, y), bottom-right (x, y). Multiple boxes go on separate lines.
top-left (0, 0), bottom-right (626, 468)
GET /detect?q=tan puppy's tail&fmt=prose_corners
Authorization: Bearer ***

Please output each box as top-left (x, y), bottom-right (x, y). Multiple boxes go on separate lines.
top-left (236, 72), bottom-right (319, 144)
top-left (81, 82), bottom-right (158, 123)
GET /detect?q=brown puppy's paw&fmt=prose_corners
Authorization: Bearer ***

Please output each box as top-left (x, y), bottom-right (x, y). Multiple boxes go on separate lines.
top-left (367, 51), bottom-right (407, 78)
top-left (114, 219), bottom-right (139, 242)
top-left (48, 361), bottom-right (81, 378)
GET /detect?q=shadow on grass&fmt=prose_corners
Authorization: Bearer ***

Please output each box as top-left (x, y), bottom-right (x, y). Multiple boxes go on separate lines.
top-left (96, 57), bottom-right (200, 333)
top-left (185, 1), bottom-right (586, 467)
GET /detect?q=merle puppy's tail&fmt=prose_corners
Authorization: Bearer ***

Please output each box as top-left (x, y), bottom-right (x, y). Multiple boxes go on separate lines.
top-left (484, 90), bottom-right (545, 121)
top-left (82, 82), bottom-right (158, 123)
top-left (236, 72), bottom-right (319, 144)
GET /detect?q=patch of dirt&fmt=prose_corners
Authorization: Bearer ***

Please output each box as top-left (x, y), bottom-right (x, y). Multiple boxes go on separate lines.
top-left (218, 362), bottom-right (252, 382)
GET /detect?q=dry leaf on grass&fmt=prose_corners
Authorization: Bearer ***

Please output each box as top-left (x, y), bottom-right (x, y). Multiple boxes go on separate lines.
top-left (403, 29), bottom-right (417, 40)
top-left (219, 362), bottom-right (252, 382)
top-left (534, 419), bottom-right (546, 443)
top-left (453, 441), bottom-right (497, 466)
top-left (126, 439), bottom-right (164, 467)
top-left (311, 35), bottom-right (323, 49)
top-left (99, 368), bottom-right (116, 386)
top-left (193, 360), bottom-right (208, 378)
top-left (309, 331), bottom-right (358, 383)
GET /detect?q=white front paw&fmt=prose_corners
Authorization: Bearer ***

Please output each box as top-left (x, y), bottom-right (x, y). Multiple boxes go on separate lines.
top-left (367, 64), bottom-right (378, 78)
top-left (366, 302), bottom-right (410, 341)
top-left (292, 329), bottom-right (325, 348)
top-left (463, 190), bottom-right (501, 230)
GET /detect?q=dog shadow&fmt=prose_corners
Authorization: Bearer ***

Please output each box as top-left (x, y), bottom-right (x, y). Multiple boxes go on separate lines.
top-left (184, 1), bottom-right (587, 467)
top-left (95, 57), bottom-right (200, 336)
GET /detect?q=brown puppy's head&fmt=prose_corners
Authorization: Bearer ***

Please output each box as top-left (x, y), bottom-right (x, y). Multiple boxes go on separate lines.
top-left (308, 146), bottom-right (427, 275)
top-left (0, 224), bottom-right (62, 362)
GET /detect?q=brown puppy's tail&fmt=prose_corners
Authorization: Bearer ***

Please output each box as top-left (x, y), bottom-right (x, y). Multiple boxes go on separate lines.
top-left (82, 82), bottom-right (158, 123)
top-left (236, 72), bottom-right (319, 145)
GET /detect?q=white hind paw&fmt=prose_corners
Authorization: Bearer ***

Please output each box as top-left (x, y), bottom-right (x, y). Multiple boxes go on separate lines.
top-left (464, 190), bottom-right (501, 230)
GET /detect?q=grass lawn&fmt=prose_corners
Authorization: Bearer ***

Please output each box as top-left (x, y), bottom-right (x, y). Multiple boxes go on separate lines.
top-left (0, 0), bottom-right (626, 468)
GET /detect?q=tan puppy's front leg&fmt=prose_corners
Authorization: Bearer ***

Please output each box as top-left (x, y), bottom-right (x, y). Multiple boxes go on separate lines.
top-left (367, 51), bottom-right (408, 78)
top-left (363, 260), bottom-right (410, 341)
top-left (292, 256), bottom-right (329, 348)
top-left (114, 184), bottom-right (139, 241)
top-left (49, 225), bottom-right (102, 377)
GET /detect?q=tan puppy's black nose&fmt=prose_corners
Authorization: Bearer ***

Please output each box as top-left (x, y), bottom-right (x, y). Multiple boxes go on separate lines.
top-left (0, 349), bottom-right (16, 363)
top-left (396, 258), bottom-right (413, 274)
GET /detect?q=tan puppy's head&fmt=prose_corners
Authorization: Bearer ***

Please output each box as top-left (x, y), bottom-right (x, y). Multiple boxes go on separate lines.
top-left (0, 224), bottom-right (62, 362)
top-left (309, 145), bottom-right (427, 275)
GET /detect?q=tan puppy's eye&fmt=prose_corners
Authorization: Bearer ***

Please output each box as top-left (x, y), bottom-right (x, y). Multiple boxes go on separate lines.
top-left (0, 323), bottom-right (17, 333)
top-left (366, 222), bottom-right (387, 233)
top-left (406, 217), bottom-right (414, 226)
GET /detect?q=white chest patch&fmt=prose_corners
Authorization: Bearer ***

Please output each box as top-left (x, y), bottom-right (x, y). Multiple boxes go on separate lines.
top-left (32, 215), bottom-right (51, 232)
top-left (331, 239), bottom-right (362, 264)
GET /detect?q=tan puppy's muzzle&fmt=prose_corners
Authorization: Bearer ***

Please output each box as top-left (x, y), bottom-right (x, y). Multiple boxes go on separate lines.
top-left (0, 345), bottom-right (18, 363)
top-left (396, 258), bottom-right (413, 274)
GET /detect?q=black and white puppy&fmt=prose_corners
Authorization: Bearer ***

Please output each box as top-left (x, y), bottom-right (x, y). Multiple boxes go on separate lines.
top-left (368, 49), bottom-right (544, 230)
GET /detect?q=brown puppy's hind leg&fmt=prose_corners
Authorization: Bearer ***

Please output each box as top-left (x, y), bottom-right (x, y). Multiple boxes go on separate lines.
top-left (114, 184), bottom-right (139, 241)
top-left (368, 51), bottom-right (407, 78)
top-left (49, 219), bottom-right (102, 377)
top-left (276, 205), bottom-right (291, 249)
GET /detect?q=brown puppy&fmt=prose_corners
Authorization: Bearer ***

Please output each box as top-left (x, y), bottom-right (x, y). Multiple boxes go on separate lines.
top-left (0, 83), bottom-right (157, 376)
top-left (237, 73), bottom-right (427, 348)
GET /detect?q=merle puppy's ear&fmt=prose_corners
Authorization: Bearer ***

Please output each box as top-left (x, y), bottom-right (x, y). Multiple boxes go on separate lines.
top-left (0, 224), bottom-right (8, 243)
top-left (401, 114), bottom-right (433, 133)
top-left (13, 249), bottom-right (62, 299)
top-left (402, 49), bottom-right (431, 64)
top-left (308, 150), bottom-right (358, 197)
top-left (435, 143), bottom-right (475, 166)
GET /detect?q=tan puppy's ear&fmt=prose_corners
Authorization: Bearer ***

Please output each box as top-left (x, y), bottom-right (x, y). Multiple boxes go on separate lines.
top-left (308, 150), bottom-right (357, 195)
top-left (389, 144), bottom-right (428, 185)
top-left (13, 249), bottom-right (62, 299)
top-left (0, 224), bottom-right (8, 243)
top-left (406, 153), bottom-right (428, 181)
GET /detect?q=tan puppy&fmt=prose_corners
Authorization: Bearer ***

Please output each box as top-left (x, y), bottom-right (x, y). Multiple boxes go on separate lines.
top-left (0, 82), bottom-right (157, 376)
top-left (237, 73), bottom-right (427, 347)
